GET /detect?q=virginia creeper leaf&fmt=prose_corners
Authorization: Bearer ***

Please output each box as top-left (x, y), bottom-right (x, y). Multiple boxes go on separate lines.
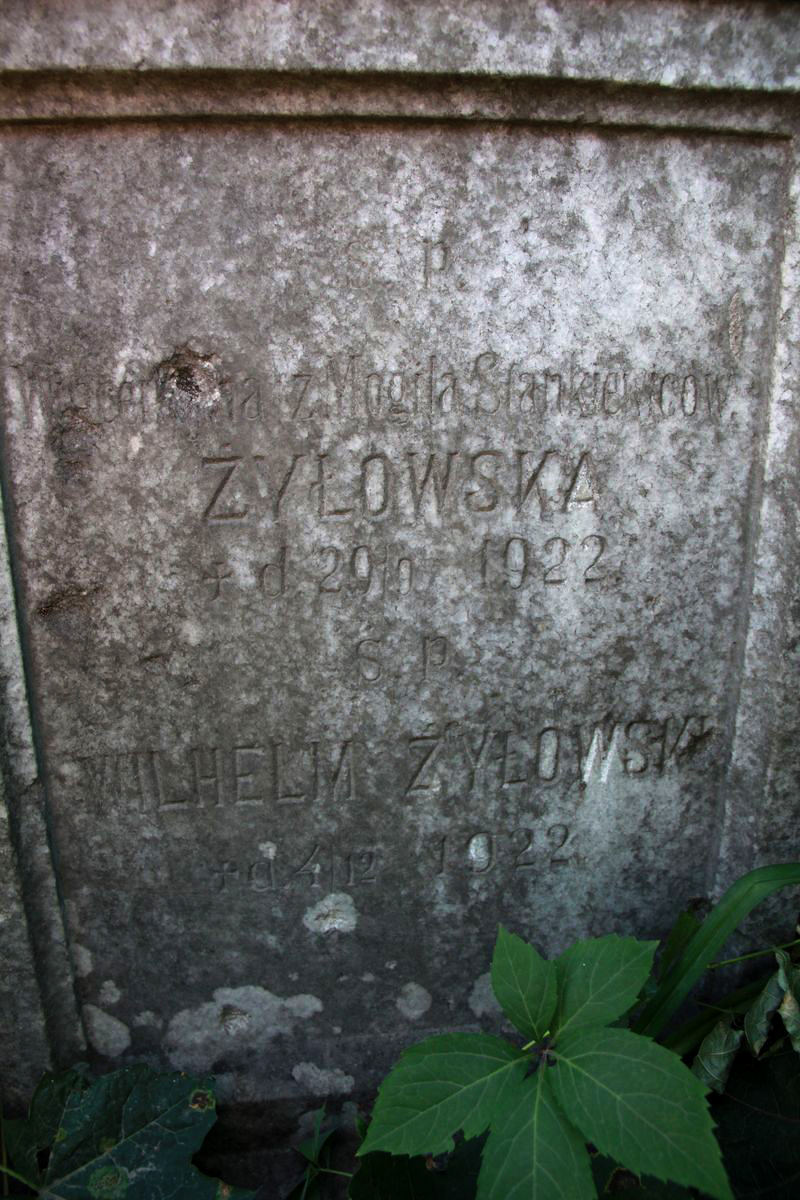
top-left (551, 1027), bottom-right (732, 1200)
top-left (490, 927), bottom-right (557, 1043)
top-left (555, 936), bottom-right (657, 1034)
top-left (357, 1034), bottom-right (527, 1157)
top-left (477, 1069), bottom-right (594, 1200)
top-left (744, 968), bottom-right (784, 1055)
top-left (691, 1016), bottom-right (743, 1093)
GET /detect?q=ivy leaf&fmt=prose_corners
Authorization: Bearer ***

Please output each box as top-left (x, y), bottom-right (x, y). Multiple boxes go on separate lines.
top-left (691, 1017), bottom-right (743, 1093)
top-left (555, 936), bottom-right (658, 1034)
top-left (551, 1027), bottom-right (732, 1200)
top-left (357, 1034), bottom-right (527, 1157)
top-left (7, 1065), bottom-right (255, 1199)
top-left (490, 927), bottom-right (557, 1042)
top-left (477, 1069), bottom-right (594, 1200)
top-left (744, 968), bottom-right (784, 1055)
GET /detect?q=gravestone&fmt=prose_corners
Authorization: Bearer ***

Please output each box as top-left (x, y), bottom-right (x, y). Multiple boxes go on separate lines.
top-left (1, 0), bottom-right (799, 1164)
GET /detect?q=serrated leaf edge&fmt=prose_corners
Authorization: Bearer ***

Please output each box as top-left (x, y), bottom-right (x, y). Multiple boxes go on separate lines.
top-left (557, 938), bottom-right (657, 1035)
top-left (554, 1031), bottom-right (731, 1200)
top-left (492, 927), bottom-right (556, 1042)
top-left (358, 1043), bottom-right (526, 1157)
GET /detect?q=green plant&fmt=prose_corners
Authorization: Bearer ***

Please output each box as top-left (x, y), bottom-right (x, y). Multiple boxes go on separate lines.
top-left (288, 1106), bottom-right (355, 1199)
top-left (0, 1065), bottom-right (254, 1199)
top-left (355, 863), bottom-right (800, 1200)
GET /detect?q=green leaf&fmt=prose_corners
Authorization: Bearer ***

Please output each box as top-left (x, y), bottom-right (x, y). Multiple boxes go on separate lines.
top-left (297, 1106), bottom-right (334, 1164)
top-left (490, 927), bottom-right (557, 1043)
top-left (8, 1066), bottom-right (254, 1199)
top-left (776, 950), bottom-right (800, 1052)
top-left (555, 936), bottom-right (657, 1034)
top-left (691, 1017), bottom-right (743, 1093)
top-left (357, 1034), bottom-right (527, 1157)
top-left (744, 968), bottom-right (784, 1055)
top-left (477, 1069), bottom-right (594, 1200)
top-left (3, 1068), bottom-right (88, 1185)
top-left (551, 1026), bottom-right (732, 1200)
top-left (634, 862), bottom-right (800, 1039)
top-left (658, 909), bottom-right (703, 980)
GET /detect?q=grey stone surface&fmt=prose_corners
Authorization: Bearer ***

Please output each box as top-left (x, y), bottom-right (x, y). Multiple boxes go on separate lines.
top-left (0, 780), bottom-right (49, 1109)
top-left (0, 470), bottom-right (84, 1107)
top-left (0, 0), bottom-right (798, 1157)
top-left (0, 1), bottom-right (798, 91)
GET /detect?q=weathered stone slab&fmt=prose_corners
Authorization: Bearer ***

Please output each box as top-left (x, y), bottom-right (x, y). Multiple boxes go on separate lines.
top-left (0, 785), bottom-right (49, 1109)
top-left (1, 0), bottom-right (798, 91)
top-left (0, 108), bottom-right (791, 1108)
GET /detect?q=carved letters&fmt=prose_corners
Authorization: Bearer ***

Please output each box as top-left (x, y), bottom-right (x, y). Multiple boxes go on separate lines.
top-left (199, 447), bottom-right (600, 526)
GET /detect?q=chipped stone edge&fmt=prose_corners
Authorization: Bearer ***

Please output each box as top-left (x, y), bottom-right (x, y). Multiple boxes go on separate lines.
top-left (0, 444), bottom-right (86, 1073)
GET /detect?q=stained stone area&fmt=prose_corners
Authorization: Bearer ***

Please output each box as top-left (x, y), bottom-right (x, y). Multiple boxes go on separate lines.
top-left (0, 0), bottom-right (799, 1150)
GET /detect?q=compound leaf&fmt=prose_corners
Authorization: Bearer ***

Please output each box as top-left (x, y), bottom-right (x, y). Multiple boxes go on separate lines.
top-left (491, 927), bottom-right (557, 1043)
top-left (555, 936), bottom-right (657, 1034)
top-left (358, 1034), bottom-right (527, 1157)
top-left (477, 1069), bottom-right (594, 1200)
top-left (691, 1017), bottom-right (743, 1093)
top-left (551, 1027), bottom-right (732, 1200)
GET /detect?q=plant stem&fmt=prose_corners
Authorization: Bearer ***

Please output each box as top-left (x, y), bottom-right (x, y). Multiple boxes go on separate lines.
top-left (0, 1163), bottom-right (37, 1191)
top-left (319, 1167), bottom-right (353, 1179)
top-left (708, 937), bottom-right (800, 969)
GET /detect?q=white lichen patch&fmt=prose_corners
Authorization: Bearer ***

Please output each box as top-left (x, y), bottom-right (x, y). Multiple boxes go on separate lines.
top-left (132, 1010), bottom-right (160, 1028)
top-left (165, 986), bottom-right (322, 1073)
top-left (292, 1062), bottom-right (354, 1097)
top-left (302, 892), bottom-right (357, 935)
top-left (83, 1004), bottom-right (131, 1057)
top-left (99, 979), bottom-right (121, 1006)
top-left (468, 973), bottom-right (502, 1019)
top-left (72, 944), bottom-right (93, 978)
top-left (396, 982), bottom-right (432, 1020)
